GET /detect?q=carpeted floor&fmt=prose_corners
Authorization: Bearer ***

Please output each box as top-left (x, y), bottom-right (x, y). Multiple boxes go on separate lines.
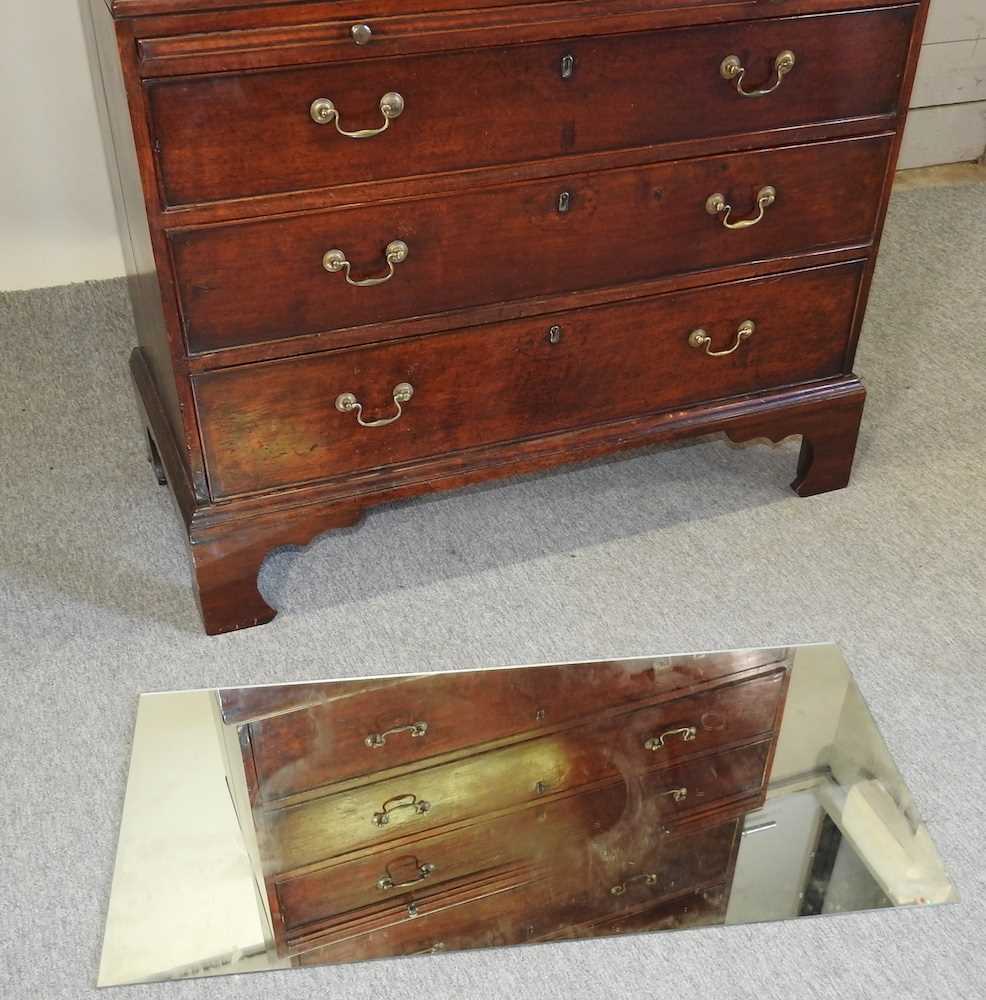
top-left (1, 180), bottom-right (984, 999)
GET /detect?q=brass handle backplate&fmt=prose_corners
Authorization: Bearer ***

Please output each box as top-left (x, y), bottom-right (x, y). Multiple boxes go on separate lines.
top-left (336, 382), bottom-right (414, 429)
top-left (323, 239), bottom-right (409, 286)
top-left (721, 50), bottom-right (796, 97)
top-left (688, 320), bottom-right (756, 357)
top-left (365, 722), bottom-right (429, 748)
top-left (643, 726), bottom-right (697, 752)
top-left (377, 856), bottom-right (436, 890)
top-left (310, 92), bottom-right (404, 137)
top-left (373, 793), bottom-right (431, 828)
top-left (706, 185), bottom-right (776, 230)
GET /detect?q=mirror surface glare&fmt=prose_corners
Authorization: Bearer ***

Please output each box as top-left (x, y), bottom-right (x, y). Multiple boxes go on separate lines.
top-left (98, 644), bottom-right (956, 987)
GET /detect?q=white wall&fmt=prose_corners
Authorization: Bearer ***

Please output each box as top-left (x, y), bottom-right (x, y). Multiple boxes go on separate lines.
top-left (0, 1), bottom-right (126, 292)
top-left (0, 1), bottom-right (982, 293)
top-left (900, 0), bottom-right (986, 168)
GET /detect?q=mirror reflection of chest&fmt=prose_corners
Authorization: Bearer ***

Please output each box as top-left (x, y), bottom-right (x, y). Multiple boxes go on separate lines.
top-left (218, 652), bottom-right (790, 960)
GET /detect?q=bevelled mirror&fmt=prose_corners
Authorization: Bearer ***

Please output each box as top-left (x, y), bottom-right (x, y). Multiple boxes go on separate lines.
top-left (98, 644), bottom-right (955, 987)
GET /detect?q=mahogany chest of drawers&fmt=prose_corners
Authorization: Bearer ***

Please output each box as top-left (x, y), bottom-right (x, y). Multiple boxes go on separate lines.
top-left (85, 0), bottom-right (930, 634)
top-left (215, 649), bottom-right (791, 962)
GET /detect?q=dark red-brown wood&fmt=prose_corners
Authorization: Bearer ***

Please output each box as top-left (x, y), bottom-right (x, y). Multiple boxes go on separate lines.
top-left (192, 262), bottom-right (864, 497)
top-left (92, 0), bottom-right (930, 634)
top-left (147, 8), bottom-right (914, 207)
top-left (173, 136), bottom-right (890, 354)
top-left (211, 650), bottom-right (790, 961)
top-left (247, 662), bottom-right (786, 803)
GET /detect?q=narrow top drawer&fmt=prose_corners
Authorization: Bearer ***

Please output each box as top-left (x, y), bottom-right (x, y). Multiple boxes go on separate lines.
top-left (146, 7), bottom-right (915, 208)
top-left (115, 0), bottom-right (570, 20)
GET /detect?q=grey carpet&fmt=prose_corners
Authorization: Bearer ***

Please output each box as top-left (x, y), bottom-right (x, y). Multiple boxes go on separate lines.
top-left (1, 181), bottom-right (984, 1000)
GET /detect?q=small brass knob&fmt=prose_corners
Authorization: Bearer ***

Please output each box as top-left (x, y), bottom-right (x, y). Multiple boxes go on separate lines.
top-left (351, 23), bottom-right (373, 45)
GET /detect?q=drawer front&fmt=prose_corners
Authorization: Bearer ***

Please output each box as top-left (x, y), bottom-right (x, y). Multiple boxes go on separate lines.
top-left (293, 868), bottom-right (552, 964)
top-left (547, 883), bottom-right (731, 942)
top-left (260, 708), bottom-right (778, 873)
top-left (148, 8), bottom-right (914, 207)
top-left (244, 653), bottom-right (787, 803)
top-left (194, 261), bottom-right (863, 498)
top-left (174, 134), bottom-right (890, 355)
top-left (569, 817), bottom-right (740, 922)
top-left (275, 780), bottom-right (626, 935)
top-left (277, 779), bottom-right (743, 943)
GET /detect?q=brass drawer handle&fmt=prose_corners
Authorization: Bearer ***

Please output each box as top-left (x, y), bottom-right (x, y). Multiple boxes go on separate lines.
top-left (609, 873), bottom-right (658, 896)
top-left (365, 721), bottom-right (429, 748)
top-left (373, 793), bottom-right (431, 827)
top-left (721, 50), bottom-right (795, 97)
top-left (688, 320), bottom-right (756, 357)
top-left (309, 92), bottom-right (405, 137)
top-left (660, 786), bottom-right (688, 803)
top-left (336, 382), bottom-right (414, 429)
top-left (323, 239), bottom-right (409, 287)
top-left (706, 186), bottom-right (776, 229)
top-left (377, 856), bottom-right (436, 891)
top-left (643, 726), bottom-right (697, 752)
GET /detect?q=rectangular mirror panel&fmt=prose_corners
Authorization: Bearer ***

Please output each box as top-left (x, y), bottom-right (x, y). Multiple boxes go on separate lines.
top-left (98, 644), bottom-right (955, 987)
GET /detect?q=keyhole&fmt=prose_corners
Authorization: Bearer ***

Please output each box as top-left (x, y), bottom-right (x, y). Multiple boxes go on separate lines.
top-left (560, 54), bottom-right (576, 79)
top-left (557, 191), bottom-right (572, 213)
top-left (547, 326), bottom-right (562, 345)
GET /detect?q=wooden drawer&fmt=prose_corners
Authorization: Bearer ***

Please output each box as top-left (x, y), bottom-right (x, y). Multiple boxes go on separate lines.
top-left (295, 878), bottom-right (731, 964)
top-left (280, 798), bottom-right (740, 952)
top-left (565, 818), bottom-right (740, 923)
top-left (147, 7), bottom-right (914, 207)
top-left (259, 726), bottom-right (775, 872)
top-left (292, 864), bottom-right (553, 963)
top-left (173, 134), bottom-right (889, 355)
top-left (274, 789), bottom-right (609, 937)
top-left (272, 762), bottom-right (748, 934)
top-left (194, 261), bottom-right (863, 498)
top-left (241, 653), bottom-right (787, 803)
top-left (545, 884), bottom-right (731, 942)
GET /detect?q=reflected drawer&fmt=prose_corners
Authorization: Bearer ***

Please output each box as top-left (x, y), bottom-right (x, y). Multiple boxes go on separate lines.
top-left (545, 884), bottom-right (732, 942)
top-left (259, 727), bottom-right (776, 872)
top-left (147, 7), bottom-right (914, 207)
top-left (292, 864), bottom-right (553, 963)
top-left (280, 797), bottom-right (742, 952)
top-left (174, 135), bottom-right (888, 355)
top-left (242, 652), bottom-right (787, 803)
top-left (194, 261), bottom-right (864, 498)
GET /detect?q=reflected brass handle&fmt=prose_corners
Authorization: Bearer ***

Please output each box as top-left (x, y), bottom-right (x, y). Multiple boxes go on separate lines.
top-left (323, 239), bottom-right (409, 287)
top-left (377, 856), bottom-right (436, 890)
top-left (688, 320), bottom-right (756, 357)
top-left (706, 186), bottom-right (776, 229)
top-left (310, 92), bottom-right (405, 137)
top-left (610, 873), bottom-right (658, 896)
top-left (336, 382), bottom-right (414, 428)
top-left (373, 793), bottom-right (431, 827)
top-left (660, 787), bottom-right (688, 803)
top-left (643, 726), bottom-right (697, 752)
top-left (721, 50), bottom-right (796, 97)
top-left (365, 722), bottom-right (429, 748)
